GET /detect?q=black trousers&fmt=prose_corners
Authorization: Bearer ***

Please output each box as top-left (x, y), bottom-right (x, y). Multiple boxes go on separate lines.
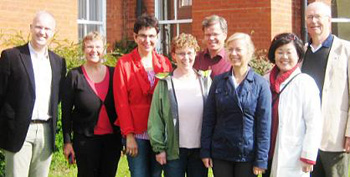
top-left (262, 159), bottom-right (272, 177)
top-left (73, 133), bottom-right (122, 177)
top-left (212, 158), bottom-right (256, 177)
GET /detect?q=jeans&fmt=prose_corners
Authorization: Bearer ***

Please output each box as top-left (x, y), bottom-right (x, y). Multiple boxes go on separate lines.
top-left (124, 138), bottom-right (162, 177)
top-left (164, 148), bottom-right (207, 177)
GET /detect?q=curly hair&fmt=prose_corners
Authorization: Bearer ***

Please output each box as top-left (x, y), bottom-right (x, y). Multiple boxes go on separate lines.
top-left (171, 33), bottom-right (200, 54)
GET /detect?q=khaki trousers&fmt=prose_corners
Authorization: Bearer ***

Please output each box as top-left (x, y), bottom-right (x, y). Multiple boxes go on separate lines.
top-left (312, 150), bottom-right (350, 177)
top-left (4, 122), bottom-right (53, 177)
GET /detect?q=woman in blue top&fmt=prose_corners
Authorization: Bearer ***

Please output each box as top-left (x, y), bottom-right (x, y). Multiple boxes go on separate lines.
top-left (200, 32), bottom-right (272, 177)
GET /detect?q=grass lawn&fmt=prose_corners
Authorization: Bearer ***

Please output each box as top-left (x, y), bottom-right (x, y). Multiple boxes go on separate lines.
top-left (49, 155), bottom-right (214, 177)
top-left (49, 153), bottom-right (349, 177)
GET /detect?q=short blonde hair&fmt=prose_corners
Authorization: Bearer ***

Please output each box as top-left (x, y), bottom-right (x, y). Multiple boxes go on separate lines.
top-left (82, 31), bottom-right (106, 50)
top-left (171, 33), bottom-right (200, 54)
top-left (225, 32), bottom-right (255, 59)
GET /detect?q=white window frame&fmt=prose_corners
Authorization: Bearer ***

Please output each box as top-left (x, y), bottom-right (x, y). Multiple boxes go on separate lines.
top-left (180, 0), bottom-right (192, 7)
top-left (155, 0), bottom-right (192, 54)
top-left (77, 0), bottom-right (106, 40)
top-left (332, 18), bottom-right (350, 23)
top-left (330, 0), bottom-right (350, 40)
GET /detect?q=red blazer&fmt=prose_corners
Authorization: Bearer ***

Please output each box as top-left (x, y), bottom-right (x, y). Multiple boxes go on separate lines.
top-left (113, 48), bottom-right (172, 136)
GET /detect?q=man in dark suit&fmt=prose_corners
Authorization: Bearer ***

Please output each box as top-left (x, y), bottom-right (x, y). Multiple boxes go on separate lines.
top-left (0, 11), bottom-right (66, 177)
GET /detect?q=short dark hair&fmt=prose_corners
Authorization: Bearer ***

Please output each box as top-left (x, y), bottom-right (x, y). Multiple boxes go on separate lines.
top-left (268, 33), bottom-right (304, 64)
top-left (133, 14), bottom-right (159, 34)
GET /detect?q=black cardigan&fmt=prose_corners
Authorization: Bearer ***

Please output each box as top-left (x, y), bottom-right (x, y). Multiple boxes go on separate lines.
top-left (62, 66), bottom-right (120, 143)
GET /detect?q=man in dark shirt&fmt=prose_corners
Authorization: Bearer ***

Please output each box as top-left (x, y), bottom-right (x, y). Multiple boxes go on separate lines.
top-left (301, 2), bottom-right (350, 177)
top-left (193, 15), bottom-right (231, 79)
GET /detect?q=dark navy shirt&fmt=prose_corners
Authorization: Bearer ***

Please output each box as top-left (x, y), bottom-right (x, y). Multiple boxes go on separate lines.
top-left (301, 34), bottom-right (333, 99)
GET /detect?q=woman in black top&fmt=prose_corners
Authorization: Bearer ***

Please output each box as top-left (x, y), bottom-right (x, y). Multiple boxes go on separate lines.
top-left (62, 31), bottom-right (122, 177)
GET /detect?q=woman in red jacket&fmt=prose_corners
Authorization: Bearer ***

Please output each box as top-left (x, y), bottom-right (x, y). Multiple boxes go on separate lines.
top-left (113, 14), bottom-right (172, 177)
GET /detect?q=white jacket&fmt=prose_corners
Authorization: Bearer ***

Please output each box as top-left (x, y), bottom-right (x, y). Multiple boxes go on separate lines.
top-left (268, 68), bottom-right (322, 177)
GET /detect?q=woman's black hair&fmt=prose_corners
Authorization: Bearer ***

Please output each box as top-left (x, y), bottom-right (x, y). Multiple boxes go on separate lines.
top-left (268, 33), bottom-right (304, 63)
top-left (133, 14), bottom-right (159, 34)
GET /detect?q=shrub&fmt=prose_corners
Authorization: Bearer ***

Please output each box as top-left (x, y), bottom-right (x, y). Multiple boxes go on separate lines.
top-left (113, 38), bottom-right (137, 58)
top-left (250, 49), bottom-right (273, 75)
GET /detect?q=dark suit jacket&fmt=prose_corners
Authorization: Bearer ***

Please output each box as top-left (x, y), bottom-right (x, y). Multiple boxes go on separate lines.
top-left (62, 66), bottom-right (121, 144)
top-left (0, 43), bottom-right (66, 152)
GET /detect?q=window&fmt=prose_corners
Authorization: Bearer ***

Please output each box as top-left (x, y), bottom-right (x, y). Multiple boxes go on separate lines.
top-left (180, 0), bottom-right (192, 7)
top-left (155, 0), bottom-right (192, 56)
top-left (331, 0), bottom-right (350, 40)
top-left (78, 0), bottom-right (106, 40)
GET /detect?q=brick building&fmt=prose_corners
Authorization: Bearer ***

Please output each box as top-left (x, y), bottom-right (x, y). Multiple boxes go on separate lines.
top-left (0, 0), bottom-right (349, 54)
top-left (0, 0), bottom-right (78, 48)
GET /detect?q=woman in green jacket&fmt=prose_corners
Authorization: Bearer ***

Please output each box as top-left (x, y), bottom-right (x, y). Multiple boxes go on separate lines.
top-left (148, 33), bottom-right (211, 177)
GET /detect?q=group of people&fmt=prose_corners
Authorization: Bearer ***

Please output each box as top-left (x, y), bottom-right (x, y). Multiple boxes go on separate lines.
top-left (0, 1), bottom-right (350, 177)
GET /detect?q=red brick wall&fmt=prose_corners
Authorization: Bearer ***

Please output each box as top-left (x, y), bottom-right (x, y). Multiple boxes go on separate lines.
top-left (106, 0), bottom-right (123, 51)
top-left (106, 0), bottom-right (332, 51)
top-left (271, 0), bottom-right (301, 40)
top-left (192, 0), bottom-right (273, 50)
top-left (0, 0), bottom-right (77, 51)
top-left (107, 0), bottom-right (156, 50)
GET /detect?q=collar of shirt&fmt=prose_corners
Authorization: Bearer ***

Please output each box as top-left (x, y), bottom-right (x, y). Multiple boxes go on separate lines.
top-left (308, 34), bottom-right (334, 53)
top-left (230, 67), bottom-right (251, 88)
top-left (204, 47), bottom-right (226, 60)
top-left (28, 42), bottom-right (49, 60)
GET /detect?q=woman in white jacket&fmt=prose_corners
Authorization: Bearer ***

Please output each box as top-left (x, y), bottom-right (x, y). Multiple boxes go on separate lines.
top-left (263, 33), bottom-right (322, 177)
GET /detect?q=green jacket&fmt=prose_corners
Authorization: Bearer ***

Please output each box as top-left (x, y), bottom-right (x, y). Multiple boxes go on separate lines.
top-left (148, 70), bottom-right (211, 160)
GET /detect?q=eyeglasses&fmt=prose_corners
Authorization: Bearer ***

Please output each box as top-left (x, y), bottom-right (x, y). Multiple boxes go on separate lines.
top-left (306, 14), bottom-right (326, 21)
top-left (204, 33), bottom-right (222, 38)
top-left (85, 45), bottom-right (103, 50)
top-left (137, 34), bottom-right (157, 40)
top-left (175, 51), bottom-right (195, 58)
top-left (275, 51), bottom-right (296, 58)
top-left (227, 48), bottom-right (243, 53)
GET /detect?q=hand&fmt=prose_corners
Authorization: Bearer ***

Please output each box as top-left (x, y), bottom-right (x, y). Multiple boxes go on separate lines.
top-left (126, 133), bottom-right (138, 157)
top-left (202, 158), bottom-right (213, 168)
top-left (253, 166), bottom-right (265, 175)
top-left (63, 143), bottom-right (76, 164)
top-left (156, 151), bottom-right (167, 165)
top-left (301, 161), bottom-right (313, 173)
top-left (344, 137), bottom-right (350, 153)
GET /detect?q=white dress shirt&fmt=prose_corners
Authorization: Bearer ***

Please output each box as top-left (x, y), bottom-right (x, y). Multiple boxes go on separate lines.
top-left (28, 43), bottom-right (52, 121)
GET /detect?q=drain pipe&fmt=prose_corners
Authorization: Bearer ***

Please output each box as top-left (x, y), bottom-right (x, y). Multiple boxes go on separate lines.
top-left (301, 0), bottom-right (308, 43)
top-left (137, 0), bottom-right (142, 17)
